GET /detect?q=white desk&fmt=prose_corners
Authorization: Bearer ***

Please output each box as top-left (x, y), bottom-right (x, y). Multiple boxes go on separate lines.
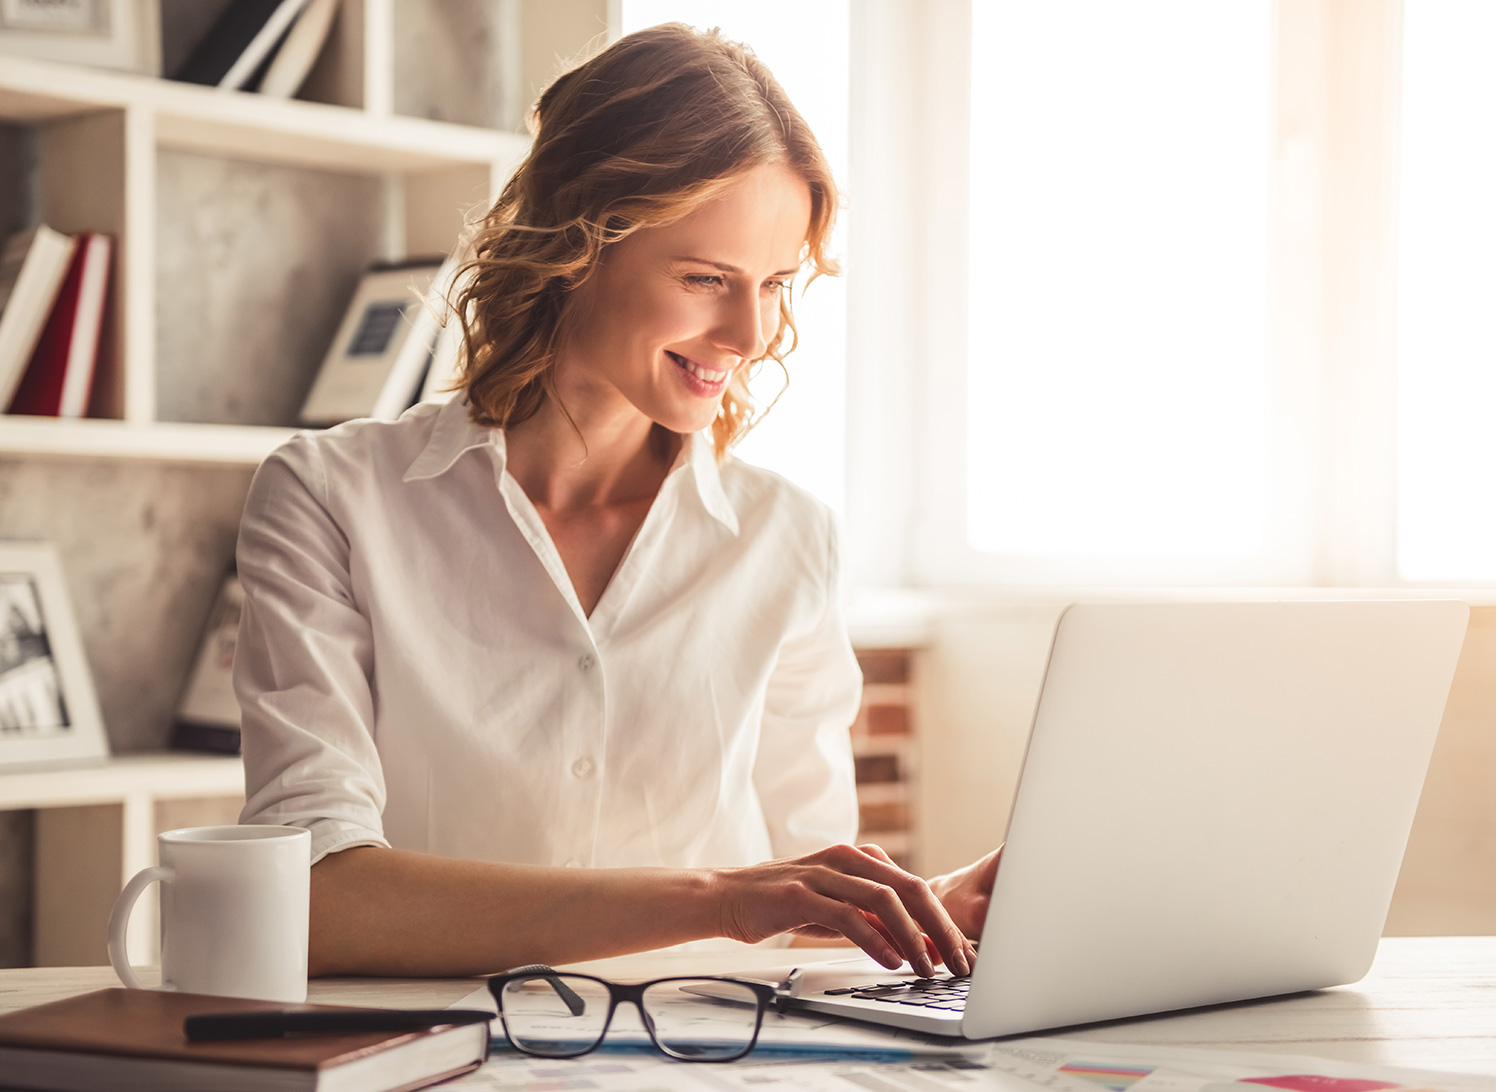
top-left (0, 937), bottom-right (1491, 1080)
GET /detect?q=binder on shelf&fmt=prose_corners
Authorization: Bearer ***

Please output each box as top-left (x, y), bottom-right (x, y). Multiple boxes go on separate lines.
top-left (299, 257), bottom-right (452, 427)
top-left (259, 0), bottom-right (340, 99)
top-left (0, 226), bottom-right (77, 410)
top-left (172, 0), bottom-right (310, 91)
top-left (8, 233), bottom-right (113, 419)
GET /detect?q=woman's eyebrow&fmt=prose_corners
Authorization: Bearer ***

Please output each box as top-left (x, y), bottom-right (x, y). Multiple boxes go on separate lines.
top-left (672, 256), bottom-right (800, 278)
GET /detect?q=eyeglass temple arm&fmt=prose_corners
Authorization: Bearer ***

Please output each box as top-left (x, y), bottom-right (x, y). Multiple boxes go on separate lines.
top-left (504, 964), bottom-right (587, 1016)
top-left (773, 967), bottom-right (803, 1013)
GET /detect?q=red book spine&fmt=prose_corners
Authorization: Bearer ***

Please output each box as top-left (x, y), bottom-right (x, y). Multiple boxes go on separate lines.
top-left (7, 238), bottom-right (86, 416)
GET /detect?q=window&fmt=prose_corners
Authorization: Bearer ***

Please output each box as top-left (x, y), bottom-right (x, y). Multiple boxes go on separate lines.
top-left (965, 2), bottom-right (1272, 565)
top-left (1397, 0), bottom-right (1496, 582)
top-left (609, 3), bottom-right (1491, 590)
top-left (618, 2), bottom-right (850, 515)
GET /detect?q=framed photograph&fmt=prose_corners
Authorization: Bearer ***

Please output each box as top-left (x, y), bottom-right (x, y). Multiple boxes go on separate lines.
top-left (171, 570), bottom-right (243, 755)
top-left (298, 258), bottom-right (448, 427)
top-left (0, 542), bottom-right (109, 771)
top-left (0, 0), bottom-right (162, 77)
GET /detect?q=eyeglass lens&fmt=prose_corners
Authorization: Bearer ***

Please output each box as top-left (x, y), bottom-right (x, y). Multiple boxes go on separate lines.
top-left (496, 974), bottom-right (763, 1061)
top-left (498, 974), bottom-right (611, 1057)
top-left (640, 979), bottom-right (762, 1060)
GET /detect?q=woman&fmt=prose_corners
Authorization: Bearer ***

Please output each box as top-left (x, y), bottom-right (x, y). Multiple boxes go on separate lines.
top-left (235, 23), bottom-right (999, 979)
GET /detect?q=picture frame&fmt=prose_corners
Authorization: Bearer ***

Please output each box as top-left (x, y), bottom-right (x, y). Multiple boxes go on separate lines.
top-left (298, 258), bottom-right (448, 427)
top-left (170, 570), bottom-right (243, 755)
top-left (0, 542), bottom-right (110, 771)
top-left (0, 0), bottom-right (162, 77)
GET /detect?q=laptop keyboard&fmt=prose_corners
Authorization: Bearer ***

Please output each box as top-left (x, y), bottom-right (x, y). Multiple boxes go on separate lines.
top-left (822, 975), bottom-right (971, 1012)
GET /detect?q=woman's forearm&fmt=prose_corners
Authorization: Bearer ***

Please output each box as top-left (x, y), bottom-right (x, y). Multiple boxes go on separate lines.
top-left (309, 846), bottom-right (721, 976)
top-left (310, 842), bottom-right (977, 978)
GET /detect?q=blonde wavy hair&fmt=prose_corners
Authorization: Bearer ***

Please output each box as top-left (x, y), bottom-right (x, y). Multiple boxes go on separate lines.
top-left (451, 22), bottom-right (840, 459)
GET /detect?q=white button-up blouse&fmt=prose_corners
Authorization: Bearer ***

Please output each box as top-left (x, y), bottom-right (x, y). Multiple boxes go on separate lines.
top-left (234, 396), bottom-right (863, 870)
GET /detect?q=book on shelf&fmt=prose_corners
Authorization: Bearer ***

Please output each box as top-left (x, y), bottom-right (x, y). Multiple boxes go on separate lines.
top-left (7, 233), bottom-right (113, 419)
top-left (0, 988), bottom-right (489, 1092)
top-left (173, 0), bottom-right (310, 91)
top-left (0, 225), bottom-right (77, 410)
top-left (171, 571), bottom-right (245, 755)
top-left (300, 257), bottom-right (453, 427)
top-left (418, 310), bottom-right (463, 404)
top-left (259, 0), bottom-right (340, 99)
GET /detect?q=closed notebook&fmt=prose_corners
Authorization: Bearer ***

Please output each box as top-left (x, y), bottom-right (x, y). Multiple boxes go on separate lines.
top-left (0, 988), bottom-right (489, 1092)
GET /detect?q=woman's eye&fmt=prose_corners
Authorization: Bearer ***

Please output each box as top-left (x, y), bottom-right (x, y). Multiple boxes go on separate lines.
top-left (685, 274), bottom-right (724, 287)
top-left (763, 279), bottom-right (790, 295)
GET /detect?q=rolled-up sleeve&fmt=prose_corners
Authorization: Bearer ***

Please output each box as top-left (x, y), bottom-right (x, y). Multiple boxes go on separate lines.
top-left (751, 510), bottom-right (863, 858)
top-left (235, 435), bottom-right (391, 864)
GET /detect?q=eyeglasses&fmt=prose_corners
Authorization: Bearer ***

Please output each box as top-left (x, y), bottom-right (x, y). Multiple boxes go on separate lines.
top-left (486, 964), bottom-right (788, 1062)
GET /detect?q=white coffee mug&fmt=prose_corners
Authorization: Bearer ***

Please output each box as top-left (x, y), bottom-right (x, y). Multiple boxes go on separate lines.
top-left (108, 824), bottom-right (311, 1002)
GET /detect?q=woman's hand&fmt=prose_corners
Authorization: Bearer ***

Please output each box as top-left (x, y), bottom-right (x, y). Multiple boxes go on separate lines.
top-left (710, 843), bottom-right (975, 978)
top-left (927, 845), bottom-right (1003, 940)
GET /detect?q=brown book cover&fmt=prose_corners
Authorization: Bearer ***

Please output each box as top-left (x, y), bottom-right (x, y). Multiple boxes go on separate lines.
top-left (0, 988), bottom-right (488, 1092)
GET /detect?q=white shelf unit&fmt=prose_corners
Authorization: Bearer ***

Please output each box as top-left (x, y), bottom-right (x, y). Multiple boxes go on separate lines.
top-left (0, 416), bottom-right (296, 464)
top-left (0, 752), bottom-right (244, 967)
top-left (0, 54), bottom-right (529, 464)
top-left (0, 32), bottom-right (534, 966)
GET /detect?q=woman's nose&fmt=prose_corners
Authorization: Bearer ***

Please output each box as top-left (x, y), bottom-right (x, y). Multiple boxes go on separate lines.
top-left (713, 289), bottom-right (772, 363)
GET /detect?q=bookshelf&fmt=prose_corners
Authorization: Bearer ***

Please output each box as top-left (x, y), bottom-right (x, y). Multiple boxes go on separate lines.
top-left (0, 54), bottom-right (527, 462)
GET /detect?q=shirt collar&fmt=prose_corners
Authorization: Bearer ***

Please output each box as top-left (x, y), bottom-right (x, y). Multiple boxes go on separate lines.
top-left (682, 429), bottom-right (740, 537)
top-left (402, 396), bottom-right (499, 483)
top-left (403, 398), bottom-right (740, 537)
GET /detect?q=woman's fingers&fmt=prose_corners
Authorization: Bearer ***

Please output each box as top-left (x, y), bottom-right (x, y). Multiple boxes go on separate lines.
top-left (713, 844), bottom-right (976, 975)
top-left (784, 848), bottom-right (964, 976)
top-left (798, 893), bottom-right (904, 968)
top-left (853, 846), bottom-right (947, 964)
top-left (820, 846), bottom-right (973, 975)
top-left (798, 870), bottom-right (930, 974)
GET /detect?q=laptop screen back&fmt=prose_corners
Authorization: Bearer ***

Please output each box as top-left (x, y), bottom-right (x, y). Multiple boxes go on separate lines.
top-left (963, 600), bottom-right (1468, 1038)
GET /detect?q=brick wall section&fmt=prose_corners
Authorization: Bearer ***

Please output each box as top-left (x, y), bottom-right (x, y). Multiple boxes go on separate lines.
top-left (852, 648), bottom-right (918, 873)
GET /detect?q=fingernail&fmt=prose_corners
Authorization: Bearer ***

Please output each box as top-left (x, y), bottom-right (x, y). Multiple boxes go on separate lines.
top-left (882, 946), bottom-right (901, 968)
top-left (917, 955), bottom-right (934, 978)
top-left (952, 950), bottom-right (970, 976)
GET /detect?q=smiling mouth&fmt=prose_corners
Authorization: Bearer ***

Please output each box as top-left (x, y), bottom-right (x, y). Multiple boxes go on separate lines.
top-left (667, 351), bottom-right (730, 389)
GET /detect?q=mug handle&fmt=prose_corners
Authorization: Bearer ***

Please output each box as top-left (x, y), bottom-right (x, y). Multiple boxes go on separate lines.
top-left (108, 866), bottom-right (174, 990)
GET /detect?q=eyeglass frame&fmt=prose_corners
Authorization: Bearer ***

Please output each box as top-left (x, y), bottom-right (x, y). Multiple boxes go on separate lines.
top-left (486, 964), bottom-right (790, 1062)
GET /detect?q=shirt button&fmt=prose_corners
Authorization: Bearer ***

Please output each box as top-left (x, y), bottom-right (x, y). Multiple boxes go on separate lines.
top-left (578, 654), bottom-right (595, 671)
top-left (572, 757), bottom-right (594, 778)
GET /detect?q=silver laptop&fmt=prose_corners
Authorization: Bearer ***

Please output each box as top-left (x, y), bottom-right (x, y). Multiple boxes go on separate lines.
top-left (778, 600), bottom-right (1468, 1039)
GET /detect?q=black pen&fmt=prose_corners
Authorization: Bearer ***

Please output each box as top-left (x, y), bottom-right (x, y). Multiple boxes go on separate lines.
top-left (184, 1008), bottom-right (494, 1041)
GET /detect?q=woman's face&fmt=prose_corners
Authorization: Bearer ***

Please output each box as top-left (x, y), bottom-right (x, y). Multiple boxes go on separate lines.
top-left (555, 163), bottom-right (813, 436)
